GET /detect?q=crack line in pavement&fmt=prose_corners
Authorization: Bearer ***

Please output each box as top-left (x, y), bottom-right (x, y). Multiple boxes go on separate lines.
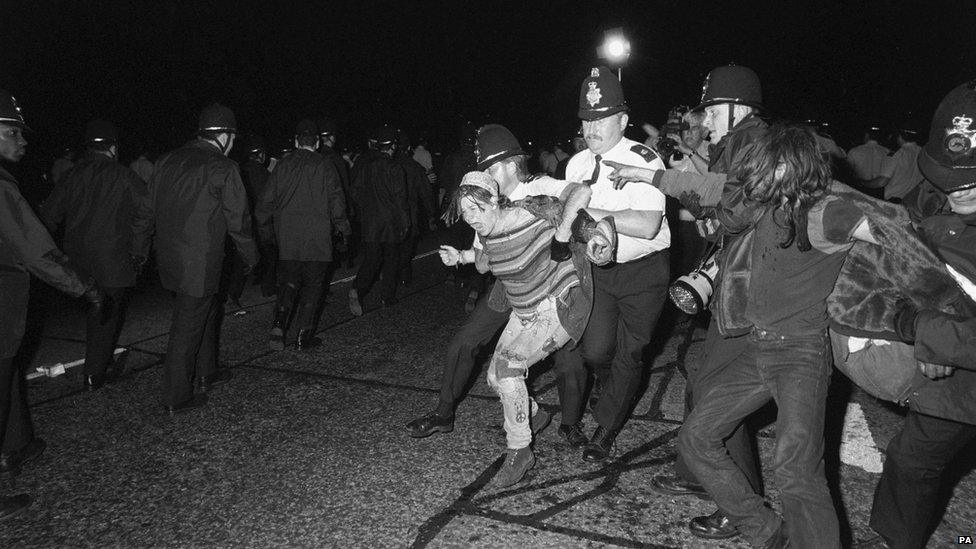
top-left (411, 428), bottom-right (681, 548)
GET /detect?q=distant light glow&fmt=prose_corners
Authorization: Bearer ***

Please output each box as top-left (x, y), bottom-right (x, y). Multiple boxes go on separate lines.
top-left (599, 29), bottom-right (630, 64)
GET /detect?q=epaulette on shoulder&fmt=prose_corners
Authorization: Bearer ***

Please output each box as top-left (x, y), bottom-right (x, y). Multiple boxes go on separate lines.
top-left (630, 144), bottom-right (661, 164)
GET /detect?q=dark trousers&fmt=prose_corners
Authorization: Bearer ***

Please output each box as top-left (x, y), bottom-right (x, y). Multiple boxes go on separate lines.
top-left (354, 241), bottom-right (401, 301)
top-left (257, 244), bottom-right (278, 297)
top-left (275, 260), bottom-right (329, 331)
top-left (674, 321), bottom-right (763, 496)
top-left (162, 293), bottom-right (221, 407)
top-left (85, 286), bottom-right (127, 376)
top-left (581, 251), bottom-right (669, 432)
top-left (1, 272), bottom-right (33, 453)
top-left (870, 411), bottom-right (976, 549)
top-left (678, 329), bottom-right (837, 548)
top-left (0, 357), bottom-right (33, 454)
top-left (437, 287), bottom-right (587, 424)
top-left (224, 251), bottom-right (247, 303)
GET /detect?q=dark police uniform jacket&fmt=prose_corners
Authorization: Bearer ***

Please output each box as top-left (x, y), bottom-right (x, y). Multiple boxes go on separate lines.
top-left (40, 152), bottom-right (147, 288)
top-left (1, 166), bottom-right (89, 357)
top-left (349, 150), bottom-right (409, 243)
top-left (240, 158), bottom-right (269, 216)
top-left (255, 148), bottom-right (351, 262)
top-left (131, 140), bottom-right (258, 298)
top-left (321, 146), bottom-right (351, 211)
top-left (396, 153), bottom-right (436, 232)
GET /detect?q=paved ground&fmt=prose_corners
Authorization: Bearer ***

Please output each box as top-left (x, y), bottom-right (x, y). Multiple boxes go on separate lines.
top-left (2, 231), bottom-right (975, 548)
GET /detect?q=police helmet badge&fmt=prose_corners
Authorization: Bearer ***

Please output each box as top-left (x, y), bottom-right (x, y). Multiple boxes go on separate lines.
top-left (586, 82), bottom-right (602, 107)
top-left (944, 115), bottom-right (976, 159)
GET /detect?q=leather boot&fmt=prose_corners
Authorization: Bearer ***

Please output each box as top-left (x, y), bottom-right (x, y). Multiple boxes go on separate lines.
top-left (688, 509), bottom-right (737, 540)
top-left (269, 284), bottom-right (297, 350)
top-left (297, 329), bottom-right (321, 350)
top-left (582, 425), bottom-right (616, 462)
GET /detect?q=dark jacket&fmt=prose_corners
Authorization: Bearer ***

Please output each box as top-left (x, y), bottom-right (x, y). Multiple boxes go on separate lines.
top-left (437, 143), bottom-right (476, 212)
top-left (240, 158), bottom-right (269, 215)
top-left (321, 146), bottom-right (351, 212)
top-left (131, 139), bottom-right (258, 298)
top-left (349, 150), bottom-right (409, 242)
top-left (1, 167), bottom-right (90, 357)
top-left (255, 149), bottom-right (351, 262)
top-left (898, 181), bottom-right (976, 424)
top-left (396, 153), bottom-right (436, 231)
top-left (40, 152), bottom-right (147, 288)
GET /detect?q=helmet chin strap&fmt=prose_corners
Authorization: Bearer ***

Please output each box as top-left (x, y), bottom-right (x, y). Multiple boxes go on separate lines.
top-left (727, 105), bottom-right (737, 134)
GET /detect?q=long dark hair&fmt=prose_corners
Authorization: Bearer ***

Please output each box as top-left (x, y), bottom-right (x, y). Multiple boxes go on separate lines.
top-left (731, 123), bottom-right (831, 251)
top-left (442, 185), bottom-right (512, 225)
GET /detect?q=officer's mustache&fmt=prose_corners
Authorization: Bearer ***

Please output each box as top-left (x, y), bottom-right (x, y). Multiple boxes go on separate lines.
top-left (585, 134), bottom-right (602, 141)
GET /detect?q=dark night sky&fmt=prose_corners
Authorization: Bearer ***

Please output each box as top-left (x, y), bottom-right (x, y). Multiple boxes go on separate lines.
top-left (3, 0), bottom-right (975, 163)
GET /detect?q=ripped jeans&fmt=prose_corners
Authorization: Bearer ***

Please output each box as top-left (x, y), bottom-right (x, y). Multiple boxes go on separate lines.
top-left (487, 295), bottom-right (571, 450)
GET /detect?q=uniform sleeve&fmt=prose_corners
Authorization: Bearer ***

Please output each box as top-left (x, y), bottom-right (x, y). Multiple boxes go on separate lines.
top-left (620, 151), bottom-right (665, 211)
top-left (323, 160), bottom-right (351, 235)
top-left (807, 195), bottom-right (863, 254)
top-left (216, 161), bottom-right (259, 266)
top-left (0, 182), bottom-right (90, 296)
top-left (914, 309), bottom-right (976, 370)
top-left (520, 176), bottom-right (568, 198)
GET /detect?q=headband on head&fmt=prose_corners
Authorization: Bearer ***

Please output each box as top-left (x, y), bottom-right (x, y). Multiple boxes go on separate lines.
top-left (459, 171), bottom-right (498, 197)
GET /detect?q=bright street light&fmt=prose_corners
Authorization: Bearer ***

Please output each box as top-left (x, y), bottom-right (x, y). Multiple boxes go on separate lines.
top-left (597, 28), bottom-right (630, 80)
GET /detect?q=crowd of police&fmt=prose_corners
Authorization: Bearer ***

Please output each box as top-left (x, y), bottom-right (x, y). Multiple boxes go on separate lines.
top-left (1, 59), bottom-right (975, 549)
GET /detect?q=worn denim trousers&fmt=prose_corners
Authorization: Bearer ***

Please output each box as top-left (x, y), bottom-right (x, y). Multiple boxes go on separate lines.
top-left (487, 296), bottom-right (571, 450)
top-left (677, 328), bottom-right (838, 548)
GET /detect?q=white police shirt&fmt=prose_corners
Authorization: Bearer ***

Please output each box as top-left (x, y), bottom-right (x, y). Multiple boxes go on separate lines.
top-left (565, 137), bottom-right (670, 262)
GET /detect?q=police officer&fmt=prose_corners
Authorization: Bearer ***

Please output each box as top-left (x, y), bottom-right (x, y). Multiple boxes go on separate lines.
top-left (0, 90), bottom-right (107, 518)
top-left (394, 129), bottom-right (437, 286)
top-left (40, 119), bottom-right (147, 390)
top-left (256, 119), bottom-right (351, 350)
top-left (602, 64), bottom-right (768, 539)
top-left (131, 103), bottom-right (258, 413)
top-left (860, 82), bottom-right (976, 549)
top-left (347, 125), bottom-right (410, 315)
top-left (240, 135), bottom-right (275, 297)
top-left (318, 118), bottom-right (356, 268)
top-left (564, 66), bottom-right (671, 463)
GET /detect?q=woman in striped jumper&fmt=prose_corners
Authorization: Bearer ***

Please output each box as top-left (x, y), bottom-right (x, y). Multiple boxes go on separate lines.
top-left (442, 170), bottom-right (609, 488)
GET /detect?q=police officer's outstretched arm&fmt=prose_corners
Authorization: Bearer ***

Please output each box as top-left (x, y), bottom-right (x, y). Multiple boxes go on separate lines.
top-left (217, 162), bottom-right (259, 268)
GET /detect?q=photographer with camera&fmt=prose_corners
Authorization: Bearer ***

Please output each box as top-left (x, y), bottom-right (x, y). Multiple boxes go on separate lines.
top-left (603, 64), bottom-right (769, 541)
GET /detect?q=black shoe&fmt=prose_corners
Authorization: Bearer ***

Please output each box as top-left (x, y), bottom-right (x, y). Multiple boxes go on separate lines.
top-left (406, 411), bottom-right (455, 438)
top-left (197, 370), bottom-right (233, 393)
top-left (582, 426), bottom-right (616, 462)
top-left (557, 423), bottom-right (588, 447)
top-left (269, 326), bottom-right (285, 351)
top-left (83, 373), bottom-right (110, 392)
top-left (688, 509), bottom-right (737, 540)
top-left (164, 394), bottom-right (209, 415)
top-left (297, 330), bottom-right (321, 350)
top-left (0, 438), bottom-right (46, 478)
top-left (0, 494), bottom-right (31, 522)
top-left (650, 474), bottom-right (710, 499)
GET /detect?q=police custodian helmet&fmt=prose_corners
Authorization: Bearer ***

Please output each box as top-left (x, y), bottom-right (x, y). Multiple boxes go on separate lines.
top-left (475, 124), bottom-right (525, 171)
top-left (693, 64), bottom-right (764, 113)
top-left (918, 81), bottom-right (976, 194)
top-left (198, 103), bottom-right (237, 133)
top-left (578, 66), bottom-right (628, 121)
top-left (0, 89), bottom-right (28, 129)
top-left (84, 119), bottom-right (118, 144)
